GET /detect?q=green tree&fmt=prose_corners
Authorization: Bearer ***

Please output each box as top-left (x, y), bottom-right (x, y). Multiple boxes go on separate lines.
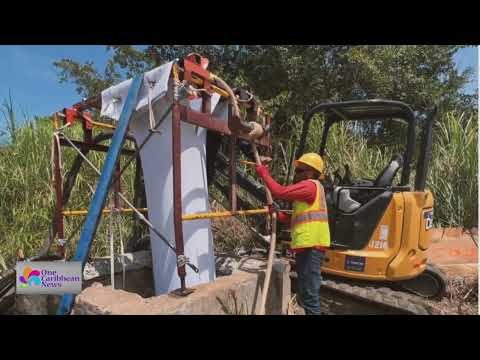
top-left (54, 45), bottom-right (475, 112)
top-left (54, 45), bottom-right (476, 147)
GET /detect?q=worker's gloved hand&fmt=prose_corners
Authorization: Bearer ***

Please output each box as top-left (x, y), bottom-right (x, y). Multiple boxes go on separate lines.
top-left (255, 164), bottom-right (269, 178)
top-left (247, 122), bottom-right (264, 140)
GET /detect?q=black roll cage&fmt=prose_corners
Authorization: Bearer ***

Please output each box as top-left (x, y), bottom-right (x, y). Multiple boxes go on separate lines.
top-left (296, 99), bottom-right (436, 191)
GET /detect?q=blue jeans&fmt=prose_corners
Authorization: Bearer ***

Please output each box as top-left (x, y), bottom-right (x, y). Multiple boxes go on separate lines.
top-left (295, 248), bottom-right (325, 315)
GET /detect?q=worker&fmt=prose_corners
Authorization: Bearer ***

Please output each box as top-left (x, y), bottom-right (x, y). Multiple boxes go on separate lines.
top-left (255, 153), bottom-right (330, 315)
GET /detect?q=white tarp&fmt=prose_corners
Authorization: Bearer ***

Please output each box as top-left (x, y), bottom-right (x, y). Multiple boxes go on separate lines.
top-left (101, 62), bottom-right (225, 295)
top-left (101, 61), bottom-right (174, 120)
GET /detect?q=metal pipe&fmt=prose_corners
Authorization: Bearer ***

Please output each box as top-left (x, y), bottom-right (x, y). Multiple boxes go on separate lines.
top-left (229, 133), bottom-right (238, 211)
top-left (172, 102), bottom-right (187, 290)
top-left (83, 127), bottom-right (93, 144)
top-left (90, 120), bottom-right (116, 130)
top-left (63, 208), bottom-right (148, 216)
top-left (52, 134), bottom-right (65, 259)
top-left (401, 117), bottom-right (416, 186)
top-left (183, 208), bottom-right (268, 221)
top-left (114, 162), bottom-right (121, 209)
top-left (414, 107), bottom-right (437, 191)
top-left (319, 121), bottom-right (332, 157)
top-left (59, 138), bottom-right (136, 156)
top-left (64, 207), bottom-right (268, 220)
top-left (239, 160), bottom-right (257, 166)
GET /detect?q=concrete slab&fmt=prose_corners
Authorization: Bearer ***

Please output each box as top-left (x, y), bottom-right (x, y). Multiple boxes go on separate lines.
top-left (73, 257), bottom-right (291, 315)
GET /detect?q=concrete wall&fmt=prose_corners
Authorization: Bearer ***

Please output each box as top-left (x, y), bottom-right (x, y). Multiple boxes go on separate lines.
top-left (72, 258), bottom-right (291, 315)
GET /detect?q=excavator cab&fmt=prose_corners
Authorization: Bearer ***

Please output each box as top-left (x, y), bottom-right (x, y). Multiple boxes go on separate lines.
top-left (295, 100), bottom-right (447, 299)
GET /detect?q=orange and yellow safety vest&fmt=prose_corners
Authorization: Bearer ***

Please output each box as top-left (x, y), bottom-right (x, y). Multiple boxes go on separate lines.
top-left (290, 179), bottom-right (331, 249)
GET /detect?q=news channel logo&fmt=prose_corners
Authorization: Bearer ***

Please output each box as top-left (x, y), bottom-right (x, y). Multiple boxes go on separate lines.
top-left (16, 261), bottom-right (82, 295)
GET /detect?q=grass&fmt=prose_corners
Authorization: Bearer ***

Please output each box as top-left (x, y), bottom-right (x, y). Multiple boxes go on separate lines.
top-left (427, 275), bottom-right (478, 315)
top-left (1, 91), bottom-right (18, 145)
top-left (271, 110), bottom-right (478, 228)
top-left (428, 111), bottom-right (478, 228)
top-left (0, 98), bottom-right (477, 268)
top-left (0, 115), bottom-right (138, 268)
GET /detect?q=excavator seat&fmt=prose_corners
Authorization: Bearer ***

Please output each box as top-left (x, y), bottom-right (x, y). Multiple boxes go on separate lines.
top-left (327, 154), bottom-right (405, 250)
top-left (344, 153), bottom-right (404, 205)
top-left (374, 153), bottom-right (404, 188)
top-left (333, 188), bottom-right (361, 213)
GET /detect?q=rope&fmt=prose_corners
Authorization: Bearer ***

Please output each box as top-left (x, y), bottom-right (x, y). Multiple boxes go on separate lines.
top-left (147, 79), bottom-right (161, 133)
top-left (108, 198), bottom-right (115, 289)
top-left (177, 255), bottom-right (189, 268)
top-left (116, 206), bottom-right (126, 289)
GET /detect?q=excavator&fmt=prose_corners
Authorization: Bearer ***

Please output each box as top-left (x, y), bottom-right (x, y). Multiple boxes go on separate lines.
top-left (210, 98), bottom-right (448, 315)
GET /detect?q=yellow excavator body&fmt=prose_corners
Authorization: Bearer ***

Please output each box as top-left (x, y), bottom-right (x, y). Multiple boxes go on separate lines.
top-left (322, 191), bottom-right (434, 281)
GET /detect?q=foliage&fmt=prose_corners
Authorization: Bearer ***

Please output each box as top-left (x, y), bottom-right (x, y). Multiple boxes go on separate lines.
top-left (0, 115), bottom-right (138, 267)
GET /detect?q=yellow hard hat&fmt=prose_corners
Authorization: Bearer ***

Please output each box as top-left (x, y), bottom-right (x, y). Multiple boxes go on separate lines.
top-left (294, 153), bottom-right (325, 174)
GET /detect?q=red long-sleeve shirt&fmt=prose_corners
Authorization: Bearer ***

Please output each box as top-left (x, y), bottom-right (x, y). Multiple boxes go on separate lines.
top-left (256, 165), bottom-right (327, 253)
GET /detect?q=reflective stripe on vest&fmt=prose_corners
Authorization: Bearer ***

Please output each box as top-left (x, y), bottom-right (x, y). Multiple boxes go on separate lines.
top-left (291, 210), bottom-right (328, 227)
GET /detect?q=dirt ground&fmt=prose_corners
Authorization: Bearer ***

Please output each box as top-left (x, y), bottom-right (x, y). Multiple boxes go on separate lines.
top-left (427, 228), bottom-right (478, 315)
top-left (427, 275), bottom-right (478, 315)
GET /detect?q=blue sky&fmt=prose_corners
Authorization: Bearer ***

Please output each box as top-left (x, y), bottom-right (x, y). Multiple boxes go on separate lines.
top-left (454, 46), bottom-right (478, 94)
top-left (0, 46), bottom-right (114, 120)
top-left (0, 45), bottom-right (478, 132)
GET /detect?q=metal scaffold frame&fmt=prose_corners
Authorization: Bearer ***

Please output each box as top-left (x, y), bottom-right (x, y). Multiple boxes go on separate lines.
top-left (50, 54), bottom-right (273, 314)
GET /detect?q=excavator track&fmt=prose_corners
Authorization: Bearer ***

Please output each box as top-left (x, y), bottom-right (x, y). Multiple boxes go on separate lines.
top-left (319, 277), bottom-right (432, 315)
top-left (290, 268), bottom-right (433, 315)
top-left (396, 263), bottom-right (448, 299)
